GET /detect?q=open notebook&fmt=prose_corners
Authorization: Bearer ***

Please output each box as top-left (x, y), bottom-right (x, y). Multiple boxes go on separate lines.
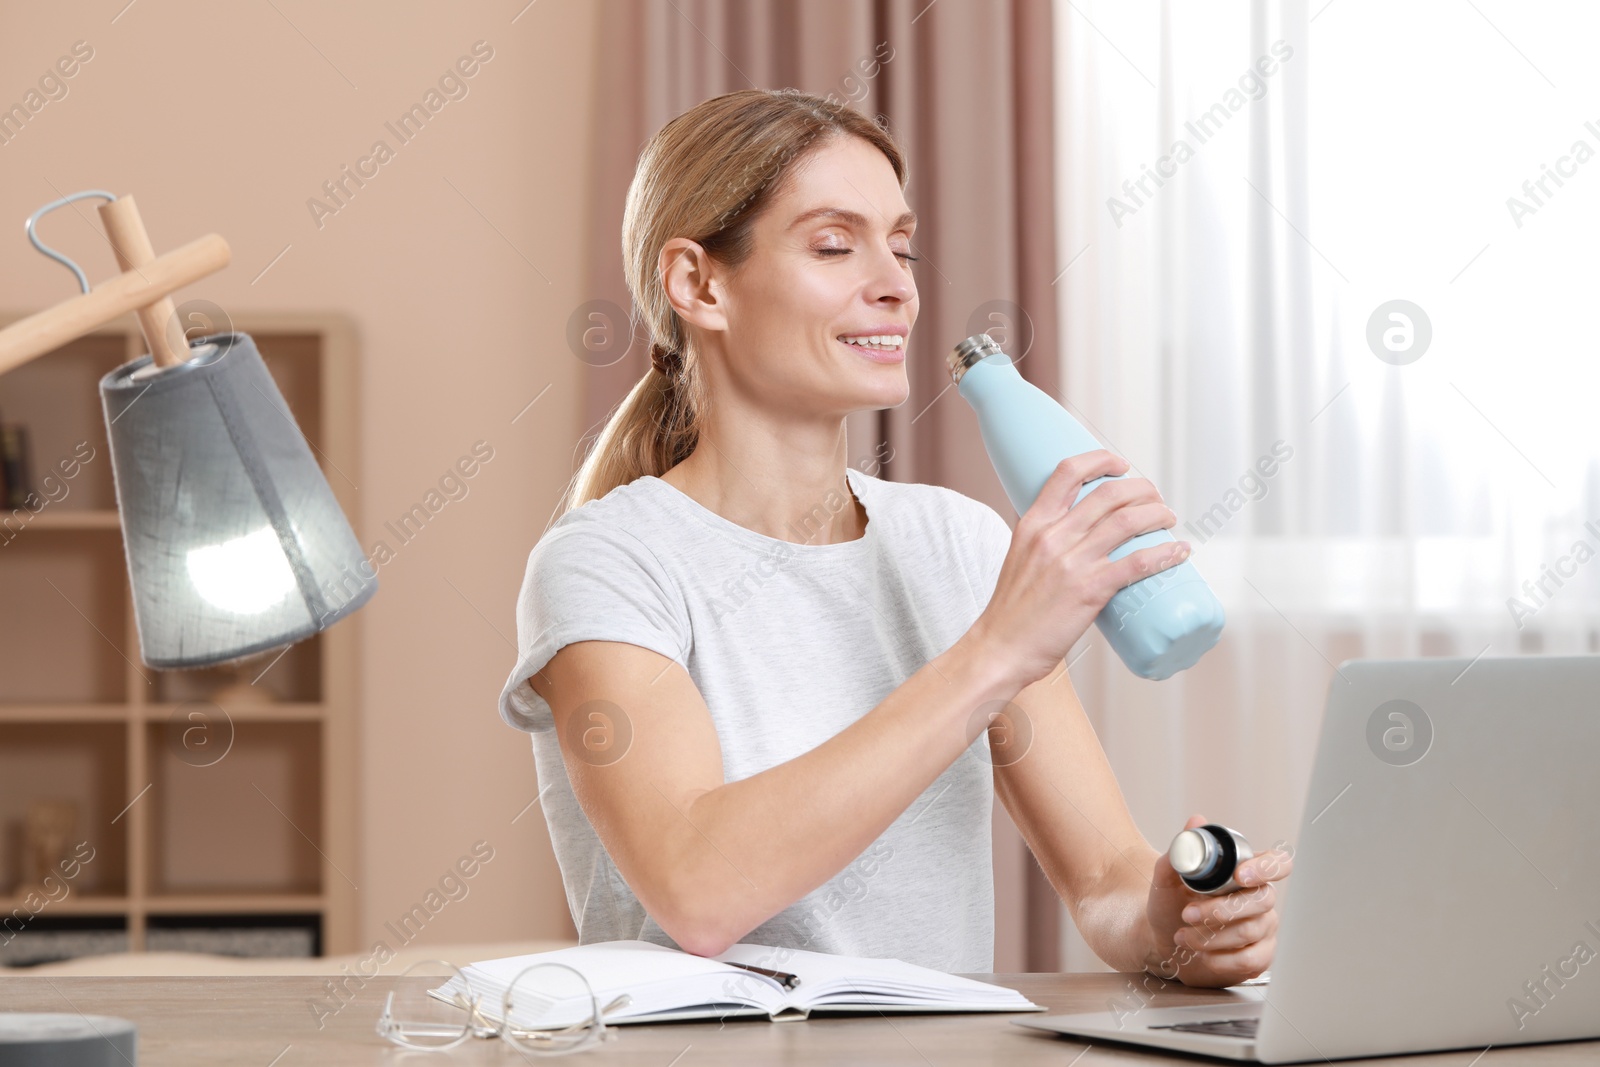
top-left (439, 940), bottom-right (1044, 1028)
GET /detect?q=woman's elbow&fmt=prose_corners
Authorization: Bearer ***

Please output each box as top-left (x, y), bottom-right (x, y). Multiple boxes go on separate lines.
top-left (664, 921), bottom-right (739, 959)
top-left (648, 873), bottom-right (752, 957)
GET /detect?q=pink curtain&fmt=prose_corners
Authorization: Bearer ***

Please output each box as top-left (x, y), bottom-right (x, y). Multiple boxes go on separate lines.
top-left (581, 0), bottom-right (1062, 972)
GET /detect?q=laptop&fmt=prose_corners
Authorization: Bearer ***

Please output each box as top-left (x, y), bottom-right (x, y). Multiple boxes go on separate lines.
top-left (1015, 654), bottom-right (1600, 1063)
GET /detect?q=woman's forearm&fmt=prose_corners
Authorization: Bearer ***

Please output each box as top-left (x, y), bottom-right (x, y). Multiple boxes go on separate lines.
top-left (1070, 843), bottom-right (1164, 974)
top-left (662, 626), bottom-right (1028, 954)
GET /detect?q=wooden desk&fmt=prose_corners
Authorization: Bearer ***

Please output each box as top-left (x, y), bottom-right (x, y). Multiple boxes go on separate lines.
top-left (4, 972), bottom-right (1597, 1064)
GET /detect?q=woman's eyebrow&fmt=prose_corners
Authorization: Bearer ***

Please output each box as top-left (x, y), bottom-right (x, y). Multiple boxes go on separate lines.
top-left (788, 206), bottom-right (918, 232)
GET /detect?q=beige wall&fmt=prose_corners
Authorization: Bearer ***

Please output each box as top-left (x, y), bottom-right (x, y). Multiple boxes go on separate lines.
top-left (0, 1), bottom-right (600, 946)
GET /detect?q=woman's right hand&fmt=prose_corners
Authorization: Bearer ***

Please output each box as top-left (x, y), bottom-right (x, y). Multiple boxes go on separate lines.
top-left (971, 450), bottom-right (1190, 688)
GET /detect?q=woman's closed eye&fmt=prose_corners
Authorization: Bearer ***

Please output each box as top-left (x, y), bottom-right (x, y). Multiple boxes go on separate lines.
top-left (815, 247), bottom-right (920, 262)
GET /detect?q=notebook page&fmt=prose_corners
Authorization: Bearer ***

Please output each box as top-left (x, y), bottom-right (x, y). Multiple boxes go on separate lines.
top-left (458, 940), bottom-right (786, 1026)
top-left (715, 944), bottom-right (1037, 1010)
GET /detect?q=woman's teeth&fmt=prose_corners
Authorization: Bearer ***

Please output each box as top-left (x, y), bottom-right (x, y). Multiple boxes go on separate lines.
top-left (840, 335), bottom-right (905, 352)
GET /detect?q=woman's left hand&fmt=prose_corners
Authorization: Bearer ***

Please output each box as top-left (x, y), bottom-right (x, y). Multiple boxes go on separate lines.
top-left (1144, 813), bottom-right (1294, 987)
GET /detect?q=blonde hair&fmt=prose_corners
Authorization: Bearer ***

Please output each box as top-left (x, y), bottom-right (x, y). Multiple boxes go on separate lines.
top-left (559, 88), bottom-right (907, 515)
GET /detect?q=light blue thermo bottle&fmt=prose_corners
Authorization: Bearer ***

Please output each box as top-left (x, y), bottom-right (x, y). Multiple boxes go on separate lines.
top-left (949, 333), bottom-right (1224, 680)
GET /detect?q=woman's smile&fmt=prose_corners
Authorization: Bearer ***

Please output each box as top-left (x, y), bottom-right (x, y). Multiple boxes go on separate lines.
top-left (836, 329), bottom-right (908, 363)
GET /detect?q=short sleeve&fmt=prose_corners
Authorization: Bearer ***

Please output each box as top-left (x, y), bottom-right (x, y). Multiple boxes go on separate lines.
top-left (497, 520), bottom-right (691, 733)
top-left (970, 500), bottom-right (1014, 608)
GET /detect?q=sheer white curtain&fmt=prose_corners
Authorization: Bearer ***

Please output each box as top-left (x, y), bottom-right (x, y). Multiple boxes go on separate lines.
top-left (1051, 0), bottom-right (1600, 970)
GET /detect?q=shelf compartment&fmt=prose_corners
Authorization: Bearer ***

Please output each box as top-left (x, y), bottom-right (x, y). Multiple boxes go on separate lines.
top-left (151, 631), bottom-right (324, 706)
top-left (0, 329), bottom-right (123, 513)
top-left (0, 529), bottom-right (130, 703)
top-left (0, 723), bottom-right (128, 897)
top-left (147, 720), bottom-right (323, 896)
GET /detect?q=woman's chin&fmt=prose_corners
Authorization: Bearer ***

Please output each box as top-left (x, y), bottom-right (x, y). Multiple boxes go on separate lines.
top-left (811, 357), bottom-right (911, 412)
top-left (852, 372), bottom-right (911, 411)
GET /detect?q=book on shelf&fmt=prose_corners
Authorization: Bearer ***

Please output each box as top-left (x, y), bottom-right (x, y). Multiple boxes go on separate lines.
top-left (0, 417), bottom-right (31, 510)
top-left (0, 407), bottom-right (11, 507)
top-left (441, 939), bottom-right (1044, 1029)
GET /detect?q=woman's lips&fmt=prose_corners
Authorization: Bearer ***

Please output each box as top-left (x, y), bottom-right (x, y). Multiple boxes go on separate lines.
top-left (836, 337), bottom-right (905, 363)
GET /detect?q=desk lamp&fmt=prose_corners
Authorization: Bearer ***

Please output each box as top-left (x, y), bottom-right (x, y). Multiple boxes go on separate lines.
top-left (0, 191), bottom-right (376, 668)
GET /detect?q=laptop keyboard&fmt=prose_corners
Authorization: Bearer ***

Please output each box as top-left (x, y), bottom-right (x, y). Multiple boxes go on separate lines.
top-left (1150, 1017), bottom-right (1260, 1039)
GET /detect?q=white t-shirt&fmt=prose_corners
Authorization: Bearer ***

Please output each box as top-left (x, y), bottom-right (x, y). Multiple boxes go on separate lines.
top-left (497, 464), bottom-right (1015, 972)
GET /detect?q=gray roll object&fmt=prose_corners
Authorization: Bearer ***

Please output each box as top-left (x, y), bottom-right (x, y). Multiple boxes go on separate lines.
top-left (1168, 823), bottom-right (1254, 895)
top-left (98, 332), bottom-right (376, 669)
top-left (0, 1014), bottom-right (136, 1066)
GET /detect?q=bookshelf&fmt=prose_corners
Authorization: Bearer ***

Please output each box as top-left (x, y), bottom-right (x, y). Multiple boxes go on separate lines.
top-left (0, 311), bottom-right (362, 961)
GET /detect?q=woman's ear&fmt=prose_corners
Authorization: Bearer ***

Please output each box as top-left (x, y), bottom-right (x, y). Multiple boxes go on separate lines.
top-left (659, 238), bottom-right (729, 336)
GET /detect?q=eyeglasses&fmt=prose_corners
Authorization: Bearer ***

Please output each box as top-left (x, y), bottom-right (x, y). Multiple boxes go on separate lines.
top-left (375, 958), bottom-right (632, 1055)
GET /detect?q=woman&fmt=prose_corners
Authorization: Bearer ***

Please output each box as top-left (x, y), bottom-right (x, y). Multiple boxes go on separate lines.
top-left (498, 88), bottom-right (1290, 985)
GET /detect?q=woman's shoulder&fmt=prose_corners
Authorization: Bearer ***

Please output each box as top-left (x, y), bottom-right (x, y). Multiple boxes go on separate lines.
top-left (513, 479), bottom-right (688, 635)
top-left (548, 473), bottom-right (694, 540)
top-left (526, 477), bottom-right (676, 573)
top-left (554, 474), bottom-right (665, 527)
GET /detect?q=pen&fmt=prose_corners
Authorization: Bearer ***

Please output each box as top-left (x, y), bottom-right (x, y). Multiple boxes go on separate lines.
top-left (726, 961), bottom-right (801, 990)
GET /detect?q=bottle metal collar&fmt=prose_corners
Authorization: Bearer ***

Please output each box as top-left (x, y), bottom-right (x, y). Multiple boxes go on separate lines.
top-left (948, 333), bottom-right (1005, 384)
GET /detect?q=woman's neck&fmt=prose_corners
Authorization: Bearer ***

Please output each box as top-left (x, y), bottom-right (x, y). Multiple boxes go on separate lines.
top-left (659, 430), bottom-right (867, 546)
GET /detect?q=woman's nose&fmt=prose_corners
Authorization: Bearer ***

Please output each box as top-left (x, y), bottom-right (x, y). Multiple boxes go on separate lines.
top-left (871, 253), bottom-right (915, 304)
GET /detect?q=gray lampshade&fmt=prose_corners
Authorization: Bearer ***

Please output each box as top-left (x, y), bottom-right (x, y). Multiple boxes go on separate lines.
top-left (98, 331), bottom-right (375, 669)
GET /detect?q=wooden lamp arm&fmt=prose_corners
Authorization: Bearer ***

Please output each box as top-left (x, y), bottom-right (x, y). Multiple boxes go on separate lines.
top-left (0, 193), bottom-right (230, 376)
top-left (97, 194), bottom-right (192, 368)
